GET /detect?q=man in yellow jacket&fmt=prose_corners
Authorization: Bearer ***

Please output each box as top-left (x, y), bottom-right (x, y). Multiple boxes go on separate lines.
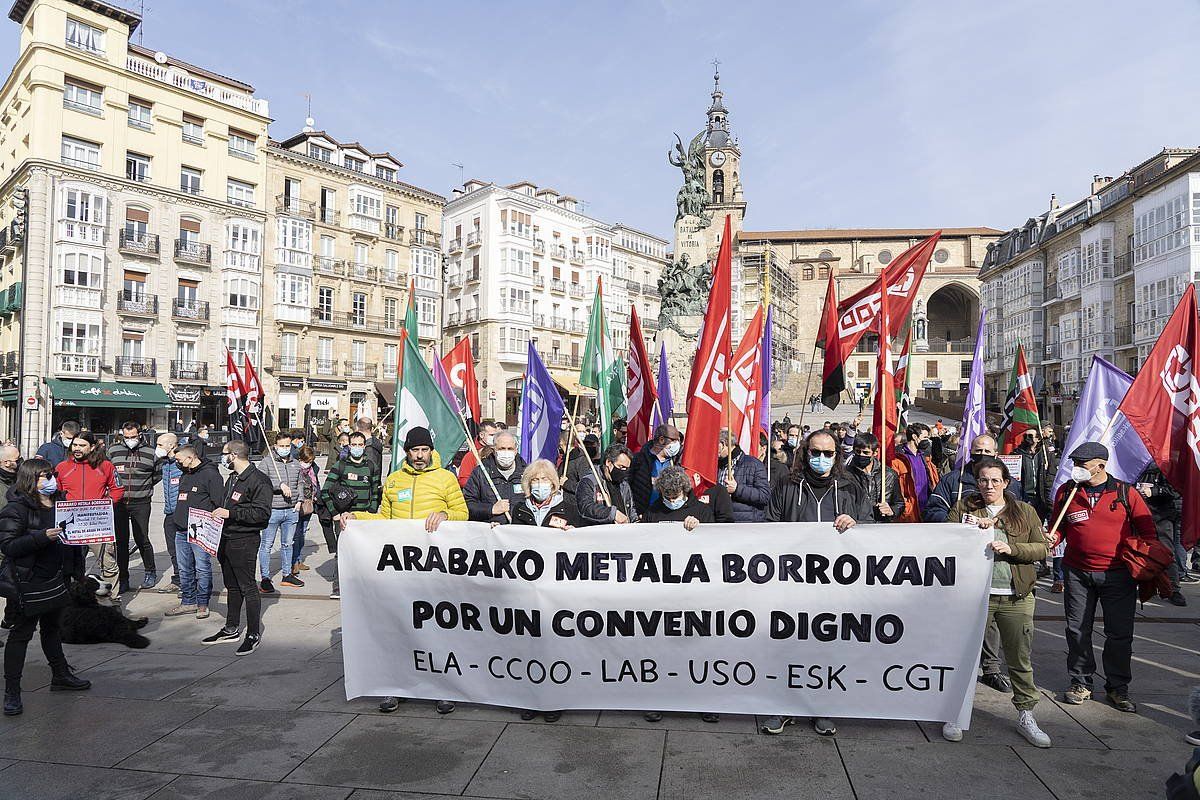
top-left (351, 426), bottom-right (467, 531)
top-left (348, 426), bottom-right (467, 716)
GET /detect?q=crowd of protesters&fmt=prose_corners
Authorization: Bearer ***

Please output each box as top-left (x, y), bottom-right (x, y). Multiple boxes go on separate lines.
top-left (0, 412), bottom-right (1194, 753)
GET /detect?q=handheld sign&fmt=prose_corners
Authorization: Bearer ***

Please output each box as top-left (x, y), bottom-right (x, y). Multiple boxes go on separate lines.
top-left (55, 499), bottom-right (115, 544)
top-left (187, 508), bottom-right (223, 557)
top-left (998, 454), bottom-right (1023, 482)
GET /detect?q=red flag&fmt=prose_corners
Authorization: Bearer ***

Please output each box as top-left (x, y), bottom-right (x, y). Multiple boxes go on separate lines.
top-left (998, 344), bottom-right (1041, 454)
top-left (681, 215), bottom-right (733, 492)
top-left (441, 338), bottom-right (481, 422)
top-left (729, 304), bottom-right (765, 457)
top-left (831, 232), bottom-right (939, 361)
top-left (625, 305), bottom-right (657, 452)
top-left (1119, 284), bottom-right (1200, 548)
top-left (872, 266), bottom-right (898, 469)
top-left (819, 267), bottom-right (844, 408)
top-left (242, 351), bottom-right (264, 423)
top-left (225, 349), bottom-right (246, 416)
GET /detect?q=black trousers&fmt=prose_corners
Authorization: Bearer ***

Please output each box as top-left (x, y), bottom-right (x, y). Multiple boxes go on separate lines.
top-left (163, 516), bottom-right (180, 581)
top-left (115, 501), bottom-right (155, 589)
top-left (4, 606), bottom-right (66, 689)
top-left (1064, 566), bottom-right (1137, 693)
top-left (319, 516), bottom-right (339, 554)
top-left (218, 535), bottom-right (261, 635)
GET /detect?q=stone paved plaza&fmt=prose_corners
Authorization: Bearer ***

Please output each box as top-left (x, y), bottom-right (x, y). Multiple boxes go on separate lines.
top-left (0, 515), bottom-right (1195, 800)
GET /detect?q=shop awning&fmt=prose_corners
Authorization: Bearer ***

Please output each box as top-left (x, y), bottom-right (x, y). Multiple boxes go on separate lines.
top-left (44, 378), bottom-right (171, 408)
top-left (375, 381), bottom-right (396, 401)
top-left (549, 371), bottom-right (589, 396)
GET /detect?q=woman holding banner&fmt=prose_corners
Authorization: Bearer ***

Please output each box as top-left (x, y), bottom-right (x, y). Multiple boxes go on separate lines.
top-left (642, 466), bottom-right (713, 531)
top-left (946, 457), bottom-right (1051, 748)
top-left (510, 459), bottom-right (579, 529)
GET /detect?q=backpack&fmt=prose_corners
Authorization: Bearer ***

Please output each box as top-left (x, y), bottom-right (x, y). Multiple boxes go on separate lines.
top-left (1110, 480), bottom-right (1174, 602)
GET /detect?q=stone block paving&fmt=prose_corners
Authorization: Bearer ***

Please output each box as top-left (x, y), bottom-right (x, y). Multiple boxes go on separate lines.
top-left (0, 534), bottom-right (1195, 800)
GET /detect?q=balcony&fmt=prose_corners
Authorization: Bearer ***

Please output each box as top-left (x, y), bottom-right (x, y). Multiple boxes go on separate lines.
top-left (55, 285), bottom-right (102, 309)
top-left (315, 257), bottom-right (345, 277)
top-left (276, 195), bottom-right (316, 219)
top-left (268, 355), bottom-right (309, 375)
top-left (448, 274), bottom-right (463, 289)
top-left (925, 337), bottom-right (977, 353)
top-left (641, 283), bottom-right (660, 298)
top-left (317, 207), bottom-right (339, 226)
top-left (1114, 325), bottom-right (1134, 347)
top-left (550, 245), bottom-right (566, 260)
top-left (569, 321), bottom-right (586, 333)
top-left (447, 312), bottom-right (461, 326)
top-left (465, 231), bottom-right (481, 248)
top-left (568, 283), bottom-right (585, 298)
top-left (643, 318), bottom-right (660, 332)
top-left (1044, 342), bottom-right (1062, 361)
top-left (533, 275), bottom-right (546, 289)
top-left (1113, 252), bottom-right (1133, 278)
top-left (550, 279), bottom-right (566, 294)
top-left (60, 156), bottom-right (101, 172)
top-left (0, 351), bottom-right (15, 375)
top-left (550, 316), bottom-right (567, 331)
top-left (448, 238), bottom-right (463, 253)
top-left (174, 240), bottom-right (211, 265)
top-left (314, 358), bottom-right (338, 376)
top-left (409, 229), bottom-right (440, 248)
top-left (383, 223), bottom-right (405, 241)
top-left (172, 298), bottom-right (209, 322)
top-left (545, 352), bottom-right (581, 369)
top-left (627, 281), bottom-right (641, 296)
top-left (114, 356), bottom-right (157, 378)
top-left (312, 309), bottom-right (399, 334)
top-left (170, 360), bottom-right (208, 381)
top-left (124, 54), bottom-right (269, 115)
top-left (465, 268), bottom-right (480, 284)
top-left (465, 308), bottom-right (479, 323)
top-left (532, 239), bottom-right (546, 255)
top-left (344, 361), bottom-right (378, 379)
top-left (117, 292), bottom-right (158, 316)
top-left (532, 313), bottom-right (546, 327)
top-left (380, 267), bottom-right (406, 285)
top-left (347, 262), bottom-right (377, 282)
top-left (118, 230), bottom-right (159, 256)
top-left (55, 353), bottom-right (100, 376)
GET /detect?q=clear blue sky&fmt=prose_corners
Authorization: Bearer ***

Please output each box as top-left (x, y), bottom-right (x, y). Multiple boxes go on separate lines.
top-left (19, 0), bottom-right (1200, 240)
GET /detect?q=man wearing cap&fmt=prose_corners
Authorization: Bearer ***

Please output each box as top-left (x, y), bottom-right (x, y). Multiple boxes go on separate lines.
top-left (1050, 441), bottom-right (1157, 713)
top-left (350, 426), bottom-right (467, 717)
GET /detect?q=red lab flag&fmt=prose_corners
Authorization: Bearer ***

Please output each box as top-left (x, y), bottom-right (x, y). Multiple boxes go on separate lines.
top-left (441, 338), bottom-right (481, 423)
top-left (819, 267), bottom-right (844, 408)
top-left (1118, 284), bottom-right (1200, 548)
top-left (624, 305), bottom-right (657, 453)
top-left (681, 214), bottom-right (733, 491)
top-left (225, 349), bottom-right (246, 416)
top-left (242, 352), bottom-right (264, 422)
top-left (872, 267), bottom-right (898, 471)
top-left (729, 304), bottom-right (765, 458)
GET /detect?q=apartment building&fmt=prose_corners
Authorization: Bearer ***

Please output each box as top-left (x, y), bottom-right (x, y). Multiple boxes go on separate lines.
top-left (0, 0), bottom-right (270, 452)
top-left (980, 147), bottom-right (1200, 427)
top-left (262, 125), bottom-right (444, 430)
top-left (442, 180), bottom-right (667, 424)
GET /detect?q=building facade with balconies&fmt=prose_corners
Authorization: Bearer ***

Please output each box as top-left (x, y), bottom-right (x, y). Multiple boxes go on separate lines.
top-left (980, 147), bottom-right (1200, 428)
top-left (442, 180), bottom-right (667, 424)
top-left (0, 0), bottom-right (269, 450)
top-left (262, 125), bottom-right (444, 429)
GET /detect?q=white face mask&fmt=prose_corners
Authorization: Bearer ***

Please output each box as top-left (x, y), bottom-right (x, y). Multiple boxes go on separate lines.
top-left (531, 481), bottom-right (553, 501)
top-left (494, 449), bottom-right (516, 468)
top-left (154, 446), bottom-right (167, 459)
top-left (124, 437), bottom-right (140, 448)
top-left (663, 440), bottom-right (681, 458)
top-left (482, 434), bottom-right (496, 447)
top-left (1071, 465), bottom-right (1093, 484)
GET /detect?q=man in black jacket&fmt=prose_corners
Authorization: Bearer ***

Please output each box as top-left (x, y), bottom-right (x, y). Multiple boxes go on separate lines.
top-left (166, 445), bottom-right (225, 619)
top-left (716, 431), bottom-right (770, 522)
top-left (108, 421), bottom-right (163, 594)
top-left (203, 440), bottom-right (272, 656)
top-left (627, 424), bottom-right (681, 515)
top-left (845, 433), bottom-right (906, 522)
top-left (464, 431), bottom-right (526, 523)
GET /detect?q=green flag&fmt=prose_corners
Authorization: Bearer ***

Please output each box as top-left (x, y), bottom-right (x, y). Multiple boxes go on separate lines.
top-left (580, 279), bottom-right (624, 449)
top-left (404, 279), bottom-right (419, 346)
top-left (391, 332), bottom-right (466, 472)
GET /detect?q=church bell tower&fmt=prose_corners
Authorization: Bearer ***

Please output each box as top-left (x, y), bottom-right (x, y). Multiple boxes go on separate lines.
top-left (702, 64), bottom-right (746, 238)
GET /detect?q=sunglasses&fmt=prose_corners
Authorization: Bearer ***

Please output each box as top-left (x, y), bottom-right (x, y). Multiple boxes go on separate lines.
top-left (38, 470), bottom-right (57, 479)
top-left (809, 449), bottom-right (837, 458)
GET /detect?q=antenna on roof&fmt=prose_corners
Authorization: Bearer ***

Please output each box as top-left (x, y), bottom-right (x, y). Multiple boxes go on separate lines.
top-left (451, 162), bottom-right (464, 184)
top-left (137, 0), bottom-right (147, 45)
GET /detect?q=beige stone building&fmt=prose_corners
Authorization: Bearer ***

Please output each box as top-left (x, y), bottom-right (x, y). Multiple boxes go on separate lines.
top-left (261, 126), bottom-right (444, 430)
top-left (981, 147), bottom-right (1200, 429)
top-left (0, 0), bottom-right (270, 451)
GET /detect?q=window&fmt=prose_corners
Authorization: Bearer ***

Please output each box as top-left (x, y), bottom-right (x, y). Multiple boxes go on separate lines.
top-left (317, 287), bottom-right (334, 322)
top-left (802, 265), bottom-right (814, 281)
top-left (344, 155), bottom-right (365, 172)
top-left (320, 235), bottom-right (335, 259)
top-left (225, 337), bottom-right (258, 365)
top-left (176, 339), bottom-right (197, 363)
top-left (226, 221), bottom-right (261, 269)
top-left (63, 187), bottom-right (105, 224)
top-left (352, 192), bottom-right (381, 218)
top-left (412, 247), bottom-right (438, 291)
top-left (180, 167), bottom-right (201, 194)
top-left (308, 144), bottom-right (332, 162)
top-left (61, 136), bottom-right (100, 170)
top-left (177, 279), bottom-right (198, 303)
top-left (418, 296), bottom-right (437, 330)
top-left (226, 179), bottom-right (255, 208)
top-left (383, 344), bottom-right (398, 377)
top-left (127, 99), bottom-right (151, 130)
top-left (276, 218), bottom-right (312, 266)
top-left (228, 130), bottom-right (256, 159)
top-left (123, 270), bottom-right (146, 299)
top-left (384, 298), bottom-right (399, 329)
top-left (59, 250), bottom-right (102, 288)
top-left (280, 333), bottom-right (298, 363)
top-left (351, 340), bottom-right (366, 367)
top-left (277, 273), bottom-right (311, 306)
top-left (124, 207), bottom-right (148, 238)
top-left (1134, 193), bottom-right (1189, 264)
top-left (319, 188), bottom-right (336, 222)
top-left (317, 338), bottom-right (334, 372)
top-left (376, 165), bottom-right (395, 182)
top-left (179, 217), bottom-right (201, 246)
top-left (60, 321), bottom-right (100, 354)
top-left (414, 212), bottom-right (427, 230)
top-left (65, 18), bottom-right (104, 53)
top-left (351, 292), bottom-right (366, 325)
top-left (499, 247), bottom-right (531, 277)
top-left (926, 360), bottom-right (939, 378)
top-left (353, 242), bottom-right (368, 265)
top-left (225, 277), bottom-right (259, 309)
top-left (182, 115), bottom-right (204, 144)
top-left (63, 79), bottom-right (102, 115)
top-left (125, 152), bottom-right (150, 182)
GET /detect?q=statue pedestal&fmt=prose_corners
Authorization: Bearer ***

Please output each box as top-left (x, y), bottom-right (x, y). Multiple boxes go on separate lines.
top-left (654, 314), bottom-right (703, 427)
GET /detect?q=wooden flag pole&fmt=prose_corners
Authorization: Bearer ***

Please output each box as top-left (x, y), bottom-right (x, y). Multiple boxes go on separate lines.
top-left (796, 340), bottom-right (820, 432)
top-left (454, 404), bottom-right (509, 523)
top-left (1046, 413), bottom-right (1118, 543)
top-left (560, 394), bottom-right (582, 481)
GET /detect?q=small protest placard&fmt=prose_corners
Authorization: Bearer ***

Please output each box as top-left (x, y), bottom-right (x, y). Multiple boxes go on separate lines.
top-left (55, 499), bottom-right (115, 544)
top-left (187, 508), bottom-right (223, 557)
top-left (998, 454), bottom-right (1023, 482)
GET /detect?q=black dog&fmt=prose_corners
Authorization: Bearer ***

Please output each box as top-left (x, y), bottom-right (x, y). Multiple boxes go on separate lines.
top-left (60, 576), bottom-right (151, 649)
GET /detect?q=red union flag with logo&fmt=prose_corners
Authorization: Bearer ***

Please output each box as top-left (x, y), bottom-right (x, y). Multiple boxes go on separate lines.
top-left (681, 215), bottom-right (733, 491)
top-left (729, 304), bottom-right (765, 457)
top-left (624, 305), bottom-right (657, 453)
top-left (1119, 284), bottom-right (1200, 548)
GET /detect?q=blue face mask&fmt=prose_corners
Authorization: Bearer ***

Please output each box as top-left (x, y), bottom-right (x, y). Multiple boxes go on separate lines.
top-left (664, 495), bottom-right (687, 511)
top-left (38, 476), bottom-right (58, 495)
top-left (349, 446), bottom-right (365, 458)
top-left (531, 481), bottom-right (553, 502)
top-left (275, 447), bottom-right (291, 459)
top-left (808, 454), bottom-right (834, 474)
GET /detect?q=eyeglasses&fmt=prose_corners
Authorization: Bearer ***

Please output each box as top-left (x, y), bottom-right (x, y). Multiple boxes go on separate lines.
top-left (37, 470), bottom-right (56, 479)
top-left (809, 449), bottom-right (837, 458)
top-left (977, 478), bottom-right (1007, 486)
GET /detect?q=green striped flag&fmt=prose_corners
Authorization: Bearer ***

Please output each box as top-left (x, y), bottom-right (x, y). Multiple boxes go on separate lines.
top-left (580, 278), bottom-right (624, 449)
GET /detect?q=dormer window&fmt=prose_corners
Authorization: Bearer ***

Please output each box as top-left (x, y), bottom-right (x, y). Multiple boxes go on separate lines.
top-left (65, 18), bottom-right (104, 54)
top-left (375, 165), bottom-right (396, 182)
top-left (308, 143), bottom-right (332, 162)
top-left (344, 155), bottom-right (365, 172)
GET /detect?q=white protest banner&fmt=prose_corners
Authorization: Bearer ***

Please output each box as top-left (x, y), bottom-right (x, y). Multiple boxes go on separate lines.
top-left (186, 508), bottom-right (223, 557)
top-left (341, 521), bottom-right (993, 728)
top-left (55, 499), bottom-right (115, 544)
top-left (998, 454), bottom-right (1023, 482)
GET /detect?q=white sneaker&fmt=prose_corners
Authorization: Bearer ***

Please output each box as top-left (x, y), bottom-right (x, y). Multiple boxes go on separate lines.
top-left (1017, 710), bottom-right (1051, 747)
top-left (941, 722), bottom-right (963, 742)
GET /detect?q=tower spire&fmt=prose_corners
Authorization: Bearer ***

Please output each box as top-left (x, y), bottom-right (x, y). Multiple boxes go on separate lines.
top-left (706, 60), bottom-right (730, 147)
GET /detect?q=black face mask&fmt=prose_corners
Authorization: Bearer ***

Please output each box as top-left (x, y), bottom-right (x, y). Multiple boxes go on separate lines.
top-left (851, 453), bottom-right (872, 469)
top-left (607, 466), bottom-right (628, 484)
top-left (917, 440), bottom-right (933, 454)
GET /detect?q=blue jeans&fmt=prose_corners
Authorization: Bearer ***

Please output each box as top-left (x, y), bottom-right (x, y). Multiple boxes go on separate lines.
top-left (293, 513), bottom-right (312, 567)
top-left (1053, 556), bottom-right (1064, 582)
top-left (258, 508), bottom-right (298, 579)
top-left (174, 529), bottom-right (213, 608)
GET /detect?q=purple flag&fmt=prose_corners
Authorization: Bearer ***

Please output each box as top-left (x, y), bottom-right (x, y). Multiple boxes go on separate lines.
top-left (956, 310), bottom-right (987, 472)
top-left (655, 340), bottom-right (674, 425)
top-left (519, 343), bottom-right (565, 463)
top-left (759, 305), bottom-right (774, 435)
top-left (432, 351), bottom-right (462, 416)
top-left (1052, 356), bottom-right (1152, 496)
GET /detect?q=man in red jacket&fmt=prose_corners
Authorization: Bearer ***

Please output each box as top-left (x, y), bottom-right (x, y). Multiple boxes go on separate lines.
top-left (57, 432), bottom-right (125, 590)
top-left (1050, 441), bottom-right (1157, 713)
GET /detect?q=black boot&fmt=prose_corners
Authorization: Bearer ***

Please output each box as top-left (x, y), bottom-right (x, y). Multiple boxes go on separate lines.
top-left (49, 670), bottom-right (91, 692)
top-left (3, 682), bottom-right (21, 716)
